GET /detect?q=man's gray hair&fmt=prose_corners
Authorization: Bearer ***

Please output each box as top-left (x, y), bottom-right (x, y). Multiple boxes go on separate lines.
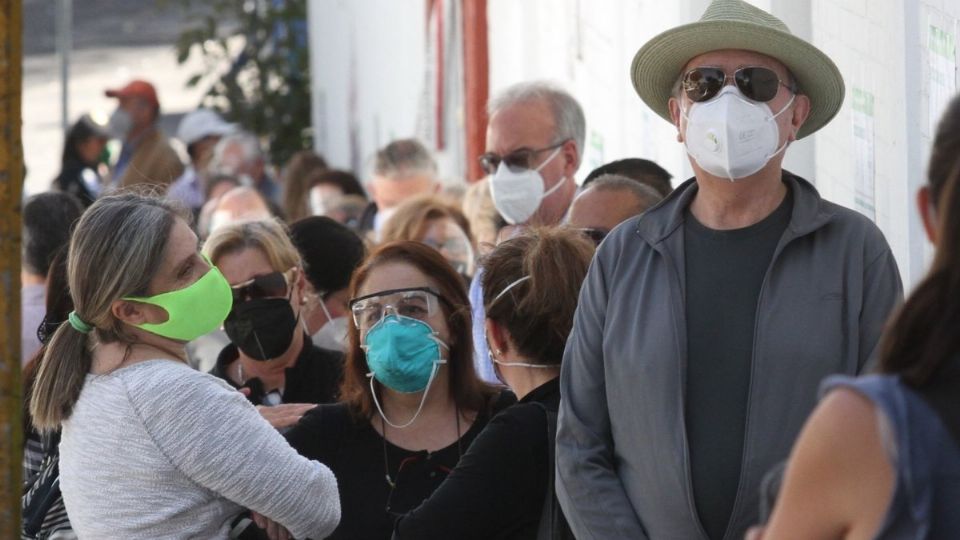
top-left (211, 131), bottom-right (264, 172)
top-left (488, 81), bottom-right (586, 163)
top-left (586, 174), bottom-right (663, 213)
top-left (373, 138), bottom-right (437, 179)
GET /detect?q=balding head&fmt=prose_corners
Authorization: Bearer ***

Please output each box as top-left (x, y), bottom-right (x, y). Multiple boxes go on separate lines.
top-left (208, 187), bottom-right (273, 233)
top-left (567, 174), bottom-right (663, 236)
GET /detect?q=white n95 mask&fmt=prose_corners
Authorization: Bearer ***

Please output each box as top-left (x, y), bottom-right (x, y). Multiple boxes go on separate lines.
top-left (489, 147), bottom-right (567, 225)
top-left (682, 86), bottom-right (794, 181)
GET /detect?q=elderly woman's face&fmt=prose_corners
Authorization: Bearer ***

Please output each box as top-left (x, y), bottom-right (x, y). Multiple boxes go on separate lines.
top-left (216, 246), bottom-right (303, 314)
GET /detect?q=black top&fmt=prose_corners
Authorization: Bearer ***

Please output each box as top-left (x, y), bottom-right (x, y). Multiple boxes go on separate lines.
top-left (393, 377), bottom-right (561, 540)
top-left (53, 161), bottom-right (99, 207)
top-left (683, 189), bottom-right (793, 540)
top-left (285, 390), bottom-right (516, 540)
top-left (208, 335), bottom-right (344, 406)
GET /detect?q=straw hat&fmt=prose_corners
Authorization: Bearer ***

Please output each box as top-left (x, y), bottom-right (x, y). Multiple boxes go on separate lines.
top-left (631, 0), bottom-right (844, 139)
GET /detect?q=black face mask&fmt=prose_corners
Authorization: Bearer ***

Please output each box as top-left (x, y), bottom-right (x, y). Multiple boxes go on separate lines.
top-left (224, 297), bottom-right (299, 361)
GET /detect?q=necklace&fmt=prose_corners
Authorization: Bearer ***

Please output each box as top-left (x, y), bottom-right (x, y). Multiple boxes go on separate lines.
top-left (381, 407), bottom-right (463, 489)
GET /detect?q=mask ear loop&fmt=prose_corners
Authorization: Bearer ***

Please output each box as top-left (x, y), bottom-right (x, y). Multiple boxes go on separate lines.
top-left (536, 146), bottom-right (569, 200)
top-left (762, 92), bottom-right (797, 163)
top-left (368, 359), bottom-right (446, 429)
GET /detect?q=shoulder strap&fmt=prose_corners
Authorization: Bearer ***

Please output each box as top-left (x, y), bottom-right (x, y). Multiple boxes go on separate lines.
top-left (531, 402), bottom-right (575, 540)
top-left (22, 432), bottom-right (63, 538)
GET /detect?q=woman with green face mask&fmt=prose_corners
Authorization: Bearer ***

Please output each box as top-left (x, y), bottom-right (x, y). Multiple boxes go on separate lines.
top-left (282, 241), bottom-right (515, 540)
top-left (28, 193), bottom-right (341, 539)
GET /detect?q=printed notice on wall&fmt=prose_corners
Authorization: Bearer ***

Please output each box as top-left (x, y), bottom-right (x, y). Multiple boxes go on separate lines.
top-left (928, 23), bottom-right (957, 135)
top-left (851, 88), bottom-right (876, 221)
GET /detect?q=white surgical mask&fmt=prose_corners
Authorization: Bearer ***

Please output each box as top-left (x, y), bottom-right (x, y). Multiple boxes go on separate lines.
top-left (489, 147), bottom-right (567, 225)
top-left (682, 86), bottom-right (794, 181)
top-left (107, 107), bottom-right (132, 139)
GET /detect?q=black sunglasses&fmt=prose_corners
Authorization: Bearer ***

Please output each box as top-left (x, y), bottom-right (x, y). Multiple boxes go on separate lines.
top-left (478, 139), bottom-right (568, 176)
top-left (230, 268), bottom-right (294, 303)
top-left (682, 66), bottom-right (797, 104)
top-left (384, 454), bottom-right (453, 516)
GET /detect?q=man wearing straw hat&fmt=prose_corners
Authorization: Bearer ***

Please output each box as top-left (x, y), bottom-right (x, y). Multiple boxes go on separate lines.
top-left (556, 1), bottom-right (903, 539)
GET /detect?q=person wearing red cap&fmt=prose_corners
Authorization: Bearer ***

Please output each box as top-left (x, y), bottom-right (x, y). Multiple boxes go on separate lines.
top-left (104, 79), bottom-right (184, 190)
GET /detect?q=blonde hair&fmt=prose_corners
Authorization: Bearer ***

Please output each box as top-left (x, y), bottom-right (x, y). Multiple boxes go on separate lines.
top-left (380, 195), bottom-right (472, 246)
top-left (30, 192), bottom-right (185, 430)
top-left (461, 178), bottom-right (500, 253)
top-left (203, 218), bottom-right (301, 271)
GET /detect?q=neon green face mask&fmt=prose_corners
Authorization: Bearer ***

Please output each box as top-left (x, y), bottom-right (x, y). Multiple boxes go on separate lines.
top-left (123, 256), bottom-right (234, 341)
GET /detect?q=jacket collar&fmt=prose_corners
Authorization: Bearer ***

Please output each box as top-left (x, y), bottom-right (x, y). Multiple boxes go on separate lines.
top-left (635, 170), bottom-right (836, 244)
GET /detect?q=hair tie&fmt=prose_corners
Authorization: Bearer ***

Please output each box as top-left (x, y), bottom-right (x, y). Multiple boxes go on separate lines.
top-left (68, 311), bottom-right (93, 334)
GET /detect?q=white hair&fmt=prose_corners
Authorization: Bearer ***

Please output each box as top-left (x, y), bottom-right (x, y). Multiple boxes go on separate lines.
top-left (210, 131), bottom-right (263, 175)
top-left (487, 81), bottom-right (586, 163)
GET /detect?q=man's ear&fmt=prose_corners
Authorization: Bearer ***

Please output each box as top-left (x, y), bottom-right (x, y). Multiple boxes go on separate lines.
top-left (788, 94), bottom-right (812, 142)
top-left (917, 186), bottom-right (938, 244)
top-left (668, 97), bottom-right (684, 142)
top-left (561, 139), bottom-right (579, 177)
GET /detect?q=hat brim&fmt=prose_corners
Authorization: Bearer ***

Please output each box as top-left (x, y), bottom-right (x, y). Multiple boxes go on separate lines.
top-left (631, 20), bottom-right (845, 139)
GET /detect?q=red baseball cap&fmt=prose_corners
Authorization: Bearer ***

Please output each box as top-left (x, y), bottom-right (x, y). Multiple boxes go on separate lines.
top-left (105, 79), bottom-right (159, 107)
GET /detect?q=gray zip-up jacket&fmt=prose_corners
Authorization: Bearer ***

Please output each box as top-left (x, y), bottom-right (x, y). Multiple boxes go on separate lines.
top-left (556, 174), bottom-right (903, 540)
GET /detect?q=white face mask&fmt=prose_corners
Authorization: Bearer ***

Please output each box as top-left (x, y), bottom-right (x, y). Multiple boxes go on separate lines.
top-left (311, 299), bottom-right (349, 352)
top-left (107, 107), bottom-right (132, 139)
top-left (682, 86), bottom-right (795, 181)
top-left (489, 146), bottom-right (567, 225)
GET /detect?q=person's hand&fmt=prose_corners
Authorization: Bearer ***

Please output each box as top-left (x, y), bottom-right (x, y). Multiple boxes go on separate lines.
top-left (252, 512), bottom-right (292, 540)
top-left (256, 403), bottom-right (317, 429)
top-left (745, 525), bottom-right (766, 540)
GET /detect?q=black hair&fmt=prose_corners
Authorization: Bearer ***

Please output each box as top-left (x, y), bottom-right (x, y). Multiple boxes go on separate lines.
top-left (583, 158), bottom-right (673, 197)
top-left (61, 117), bottom-right (106, 167)
top-left (289, 216), bottom-right (366, 294)
top-left (22, 192), bottom-right (85, 276)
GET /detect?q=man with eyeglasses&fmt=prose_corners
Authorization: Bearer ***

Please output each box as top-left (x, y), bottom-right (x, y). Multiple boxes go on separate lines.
top-left (481, 81), bottom-right (585, 227)
top-left (468, 81), bottom-right (586, 383)
top-left (556, 1), bottom-right (903, 539)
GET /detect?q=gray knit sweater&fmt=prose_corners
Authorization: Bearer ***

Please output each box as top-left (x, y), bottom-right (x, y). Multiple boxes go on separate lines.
top-left (59, 359), bottom-right (340, 539)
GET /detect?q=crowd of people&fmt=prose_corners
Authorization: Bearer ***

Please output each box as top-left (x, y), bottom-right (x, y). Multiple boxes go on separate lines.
top-left (18, 0), bottom-right (960, 539)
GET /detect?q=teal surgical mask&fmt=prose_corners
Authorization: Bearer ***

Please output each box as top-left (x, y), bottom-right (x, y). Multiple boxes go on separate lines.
top-left (123, 257), bottom-right (234, 341)
top-left (362, 313), bottom-right (448, 428)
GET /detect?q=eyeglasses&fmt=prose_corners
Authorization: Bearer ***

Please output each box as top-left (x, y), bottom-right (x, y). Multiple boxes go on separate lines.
top-left (576, 227), bottom-right (609, 245)
top-left (681, 66), bottom-right (797, 104)
top-left (478, 140), bottom-right (568, 176)
top-left (230, 267), bottom-right (296, 303)
top-left (349, 287), bottom-right (447, 331)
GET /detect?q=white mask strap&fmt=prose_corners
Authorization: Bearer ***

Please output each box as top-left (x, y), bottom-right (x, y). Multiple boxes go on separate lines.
top-left (317, 296), bottom-right (334, 324)
top-left (367, 359), bottom-right (447, 429)
top-left (492, 275), bottom-right (531, 304)
top-left (770, 92), bottom-right (796, 120)
top-left (535, 145), bottom-right (563, 172)
top-left (492, 357), bottom-right (561, 369)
